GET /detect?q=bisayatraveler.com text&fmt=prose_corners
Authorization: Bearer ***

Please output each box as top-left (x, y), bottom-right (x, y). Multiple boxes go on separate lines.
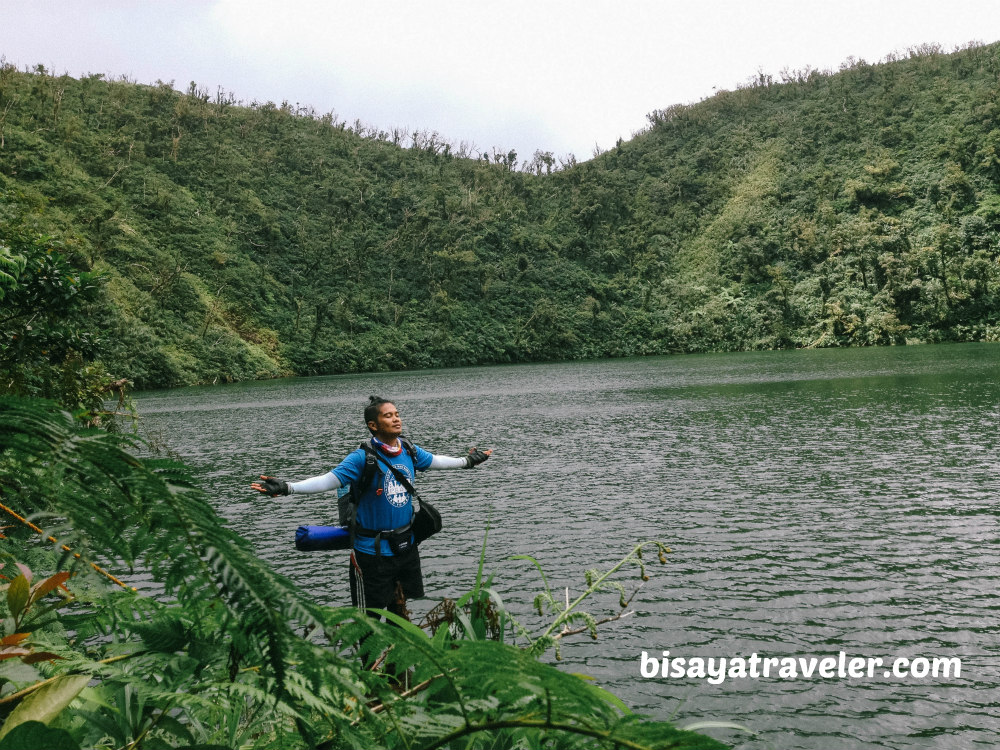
top-left (640, 650), bottom-right (962, 685)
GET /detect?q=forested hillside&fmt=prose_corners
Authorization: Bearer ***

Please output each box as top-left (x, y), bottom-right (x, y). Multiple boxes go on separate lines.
top-left (2, 41), bottom-right (999, 391)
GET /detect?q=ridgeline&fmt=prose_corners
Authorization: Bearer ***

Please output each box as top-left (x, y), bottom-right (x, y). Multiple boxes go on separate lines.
top-left (2, 41), bottom-right (999, 391)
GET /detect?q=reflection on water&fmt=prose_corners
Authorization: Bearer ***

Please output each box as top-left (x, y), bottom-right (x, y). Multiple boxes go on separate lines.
top-left (136, 343), bottom-right (1000, 750)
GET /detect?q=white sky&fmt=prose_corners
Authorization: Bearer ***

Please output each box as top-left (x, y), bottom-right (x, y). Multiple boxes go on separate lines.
top-left (3, 1), bottom-right (999, 162)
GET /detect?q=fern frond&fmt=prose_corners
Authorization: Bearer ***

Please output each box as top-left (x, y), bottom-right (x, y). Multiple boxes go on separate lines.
top-left (363, 634), bottom-right (727, 750)
top-left (0, 398), bottom-right (325, 698)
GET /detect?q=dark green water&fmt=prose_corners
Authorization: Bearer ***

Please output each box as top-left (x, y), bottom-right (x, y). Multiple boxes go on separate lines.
top-left (135, 343), bottom-right (1000, 750)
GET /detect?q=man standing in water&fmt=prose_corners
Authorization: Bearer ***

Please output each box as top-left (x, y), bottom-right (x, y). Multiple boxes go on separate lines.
top-left (252, 396), bottom-right (491, 618)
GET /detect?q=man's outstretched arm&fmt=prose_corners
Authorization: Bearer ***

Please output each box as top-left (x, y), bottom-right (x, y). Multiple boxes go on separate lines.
top-left (428, 448), bottom-right (492, 469)
top-left (251, 472), bottom-right (343, 496)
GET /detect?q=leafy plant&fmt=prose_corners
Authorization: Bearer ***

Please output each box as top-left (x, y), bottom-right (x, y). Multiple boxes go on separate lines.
top-left (0, 562), bottom-right (80, 744)
top-left (514, 542), bottom-right (671, 659)
top-left (1, 562), bottom-right (72, 635)
top-left (0, 222), bottom-right (129, 424)
top-left (420, 526), bottom-right (669, 663)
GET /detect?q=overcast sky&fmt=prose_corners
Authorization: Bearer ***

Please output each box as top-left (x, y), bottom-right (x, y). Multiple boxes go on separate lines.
top-left (3, 1), bottom-right (999, 162)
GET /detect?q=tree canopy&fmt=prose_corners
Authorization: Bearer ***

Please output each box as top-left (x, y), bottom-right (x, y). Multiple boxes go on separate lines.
top-left (1, 43), bottom-right (998, 390)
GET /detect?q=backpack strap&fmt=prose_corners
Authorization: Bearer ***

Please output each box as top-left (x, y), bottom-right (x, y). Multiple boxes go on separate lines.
top-left (368, 444), bottom-right (420, 498)
top-left (344, 440), bottom-right (378, 549)
top-left (399, 436), bottom-right (417, 461)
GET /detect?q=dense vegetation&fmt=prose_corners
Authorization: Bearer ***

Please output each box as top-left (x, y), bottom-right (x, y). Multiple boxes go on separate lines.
top-left (2, 41), bottom-right (999, 390)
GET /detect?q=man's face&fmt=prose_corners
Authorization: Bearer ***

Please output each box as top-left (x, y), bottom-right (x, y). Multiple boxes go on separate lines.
top-left (370, 402), bottom-right (403, 440)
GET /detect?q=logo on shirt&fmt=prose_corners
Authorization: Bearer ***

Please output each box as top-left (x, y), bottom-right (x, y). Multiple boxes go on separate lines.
top-left (383, 464), bottom-right (411, 508)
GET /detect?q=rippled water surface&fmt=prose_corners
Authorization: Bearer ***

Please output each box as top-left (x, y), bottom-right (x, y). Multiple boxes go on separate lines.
top-left (136, 343), bottom-right (1000, 750)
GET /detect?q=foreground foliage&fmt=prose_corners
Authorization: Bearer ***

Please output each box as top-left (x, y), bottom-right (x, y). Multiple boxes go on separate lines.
top-left (1, 43), bottom-right (999, 388)
top-left (0, 397), bottom-right (726, 750)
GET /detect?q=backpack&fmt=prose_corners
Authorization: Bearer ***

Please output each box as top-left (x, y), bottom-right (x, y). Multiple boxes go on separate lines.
top-left (338, 437), bottom-right (442, 547)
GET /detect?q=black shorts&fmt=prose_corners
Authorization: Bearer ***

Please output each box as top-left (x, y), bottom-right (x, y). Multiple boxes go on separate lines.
top-left (349, 545), bottom-right (424, 613)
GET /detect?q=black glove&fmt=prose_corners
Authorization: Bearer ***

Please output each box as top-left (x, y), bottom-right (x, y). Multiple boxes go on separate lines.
top-left (253, 475), bottom-right (290, 496)
top-left (464, 448), bottom-right (490, 468)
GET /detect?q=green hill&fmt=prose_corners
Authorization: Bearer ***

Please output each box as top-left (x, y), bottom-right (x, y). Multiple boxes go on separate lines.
top-left (2, 42), bottom-right (998, 391)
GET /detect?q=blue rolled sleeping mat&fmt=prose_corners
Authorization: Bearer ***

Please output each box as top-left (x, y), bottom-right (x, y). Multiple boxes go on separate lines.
top-left (295, 525), bottom-right (351, 551)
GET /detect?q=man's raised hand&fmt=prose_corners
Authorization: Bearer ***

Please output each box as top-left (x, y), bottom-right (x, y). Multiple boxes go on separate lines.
top-left (252, 475), bottom-right (290, 496)
top-left (464, 448), bottom-right (491, 468)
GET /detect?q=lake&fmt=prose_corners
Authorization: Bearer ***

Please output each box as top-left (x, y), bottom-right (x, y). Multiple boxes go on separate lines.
top-left (135, 343), bottom-right (1000, 750)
